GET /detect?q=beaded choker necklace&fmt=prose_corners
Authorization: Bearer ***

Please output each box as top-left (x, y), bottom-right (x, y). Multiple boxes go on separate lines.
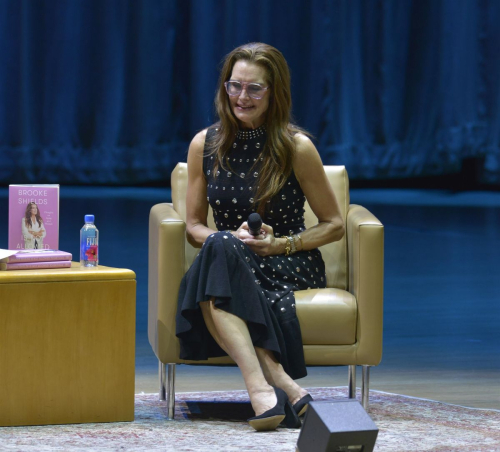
top-left (236, 125), bottom-right (266, 140)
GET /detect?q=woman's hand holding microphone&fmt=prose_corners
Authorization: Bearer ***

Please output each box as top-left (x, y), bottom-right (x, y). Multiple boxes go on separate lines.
top-left (232, 213), bottom-right (282, 256)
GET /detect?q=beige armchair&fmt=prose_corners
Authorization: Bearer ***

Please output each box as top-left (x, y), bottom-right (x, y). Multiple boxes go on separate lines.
top-left (149, 163), bottom-right (384, 419)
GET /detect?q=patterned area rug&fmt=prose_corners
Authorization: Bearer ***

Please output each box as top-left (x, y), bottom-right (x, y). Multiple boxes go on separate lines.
top-left (1, 387), bottom-right (499, 451)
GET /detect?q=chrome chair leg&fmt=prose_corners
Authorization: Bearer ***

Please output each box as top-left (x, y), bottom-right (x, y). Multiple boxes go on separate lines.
top-left (159, 361), bottom-right (166, 401)
top-left (159, 361), bottom-right (176, 420)
top-left (167, 363), bottom-right (176, 420)
top-left (362, 365), bottom-right (370, 409)
top-left (348, 365), bottom-right (356, 399)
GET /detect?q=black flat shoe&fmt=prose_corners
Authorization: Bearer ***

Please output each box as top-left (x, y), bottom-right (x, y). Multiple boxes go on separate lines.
top-left (293, 394), bottom-right (313, 417)
top-left (247, 387), bottom-right (288, 431)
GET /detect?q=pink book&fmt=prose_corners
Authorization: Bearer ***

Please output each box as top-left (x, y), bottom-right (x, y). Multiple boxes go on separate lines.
top-left (0, 260), bottom-right (72, 271)
top-left (0, 250), bottom-right (72, 264)
top-left (8, 185), bottom-right (60, 251)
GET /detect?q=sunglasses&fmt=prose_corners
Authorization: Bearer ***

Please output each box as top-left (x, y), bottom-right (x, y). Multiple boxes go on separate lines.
top-left (224, 81), bottom-right (270, 99)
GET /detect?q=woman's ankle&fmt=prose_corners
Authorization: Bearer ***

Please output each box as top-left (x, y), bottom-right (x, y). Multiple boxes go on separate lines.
top-left (273, 377), bottom-right (307, 405)
top-left (248, 385), bottom-right (277, 416)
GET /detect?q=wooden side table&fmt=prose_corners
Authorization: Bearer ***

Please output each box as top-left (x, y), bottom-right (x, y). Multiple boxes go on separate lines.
top-left (0, 263), bottom-right (136, 426)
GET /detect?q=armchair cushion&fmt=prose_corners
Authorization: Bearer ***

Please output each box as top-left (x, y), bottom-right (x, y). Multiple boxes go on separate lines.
top-left (296, 288), bottom-right (357, 345)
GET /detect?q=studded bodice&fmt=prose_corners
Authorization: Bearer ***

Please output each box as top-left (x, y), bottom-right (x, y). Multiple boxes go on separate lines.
top-left (203, 126), bottom-right (306, 237)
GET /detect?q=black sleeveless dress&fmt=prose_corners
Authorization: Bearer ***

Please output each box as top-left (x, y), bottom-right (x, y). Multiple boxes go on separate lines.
top-left (176, 125), bottom-right (326, 379)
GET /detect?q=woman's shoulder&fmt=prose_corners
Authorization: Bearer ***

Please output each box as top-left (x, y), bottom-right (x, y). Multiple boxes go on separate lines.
top-left (188, 127), bottom-right (217, 174)
top-left (188, 129), bottom-right (209, 160)
top-left (292, 132), bottom-right (316, 157)
top-left (191, 128), bottom-right (208, 147)
top-left (286, 123), bottom-right (312, 150)
top-left (190, 124), bottom-right (222, 150)
top-left (291, 132), bottom-right (322, 181)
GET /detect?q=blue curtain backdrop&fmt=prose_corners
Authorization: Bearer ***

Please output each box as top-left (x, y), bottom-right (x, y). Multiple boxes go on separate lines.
top-left (1, 0), bottom-right (500, 185)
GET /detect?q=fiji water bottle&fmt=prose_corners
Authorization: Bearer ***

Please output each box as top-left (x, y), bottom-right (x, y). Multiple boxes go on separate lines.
top-left (80, 215), bottom-right (99, 267)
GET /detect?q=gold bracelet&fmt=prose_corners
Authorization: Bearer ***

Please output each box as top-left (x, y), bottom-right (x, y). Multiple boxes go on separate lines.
top-left (284, 236), bottom-right (292, 256)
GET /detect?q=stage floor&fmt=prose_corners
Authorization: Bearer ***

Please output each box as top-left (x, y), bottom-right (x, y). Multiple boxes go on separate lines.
top-left (1, 186), bottom-right (499, 410)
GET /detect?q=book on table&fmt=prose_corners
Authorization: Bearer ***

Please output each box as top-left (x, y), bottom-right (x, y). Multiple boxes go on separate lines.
top-left (0, 249), bottom-right (72, 263)
top-left (0, 261), bottom-right (72, 271)
top-left (8, 184), bottom-right (60, 251)
top-left (0, 249), bottom-right (72, 271)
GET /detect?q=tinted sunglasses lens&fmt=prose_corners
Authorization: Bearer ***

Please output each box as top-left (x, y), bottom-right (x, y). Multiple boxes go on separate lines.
top-left (226, 82), bottom-right (241, 95)
top-left (247, 84), bottom-right (265, 99)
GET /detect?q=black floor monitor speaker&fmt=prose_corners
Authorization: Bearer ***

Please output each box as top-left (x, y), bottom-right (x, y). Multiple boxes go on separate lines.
top-left (296, 400), bottom-right (378, 452)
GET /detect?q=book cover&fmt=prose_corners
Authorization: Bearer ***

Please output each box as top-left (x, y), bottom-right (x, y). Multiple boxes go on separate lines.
top-left (8, 185), bottom-right (60, 251)
top-left (0, 260), bottom-right (72, 271)
top-left (0, 249), bottom-right (72, 263)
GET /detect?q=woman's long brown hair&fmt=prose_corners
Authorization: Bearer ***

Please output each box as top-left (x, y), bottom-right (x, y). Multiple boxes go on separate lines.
top-left (24, 202), bottom-right (43, 228)
top-left (206, 42), bottom-right (309, 215)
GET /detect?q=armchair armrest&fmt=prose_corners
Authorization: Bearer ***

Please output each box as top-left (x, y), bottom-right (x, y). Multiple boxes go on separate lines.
top-left (148, 203), bottom-right (186, 362)
top-left (347, 204), bottom-right (384, 365)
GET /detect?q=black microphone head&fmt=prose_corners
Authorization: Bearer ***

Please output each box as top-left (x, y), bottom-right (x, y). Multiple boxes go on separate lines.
top-left (248, 213), bottom-right (262, 236)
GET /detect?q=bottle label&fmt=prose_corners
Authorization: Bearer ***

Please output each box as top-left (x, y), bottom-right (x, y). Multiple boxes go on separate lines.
top-left (81, 233), bottom-right (98, 262)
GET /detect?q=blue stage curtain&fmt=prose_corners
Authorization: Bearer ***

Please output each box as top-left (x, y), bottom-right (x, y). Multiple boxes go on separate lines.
top-left (1, 0), bottom-right (500, 185)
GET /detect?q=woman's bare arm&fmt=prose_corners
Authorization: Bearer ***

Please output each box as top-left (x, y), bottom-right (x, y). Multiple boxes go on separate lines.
top-left (185, 129), bottom-right (217, 247)
top-left (288, 134), bottom-right (345, 250)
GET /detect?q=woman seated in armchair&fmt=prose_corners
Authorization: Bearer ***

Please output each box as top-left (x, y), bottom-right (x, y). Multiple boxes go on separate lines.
top-left (176, 42), bottom-right (345, 431)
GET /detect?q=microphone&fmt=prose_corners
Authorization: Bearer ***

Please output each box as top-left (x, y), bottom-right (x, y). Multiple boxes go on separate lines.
top-left (247, 213), bottom-right (263, 236)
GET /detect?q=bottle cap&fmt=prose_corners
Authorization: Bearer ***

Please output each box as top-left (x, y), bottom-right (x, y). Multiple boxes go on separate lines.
top-left (85, 214), bottom-right (95, 223)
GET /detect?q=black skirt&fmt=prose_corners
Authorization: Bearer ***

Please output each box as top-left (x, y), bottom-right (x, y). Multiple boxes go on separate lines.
top-left (176, 231), bottom-right (326, 380)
